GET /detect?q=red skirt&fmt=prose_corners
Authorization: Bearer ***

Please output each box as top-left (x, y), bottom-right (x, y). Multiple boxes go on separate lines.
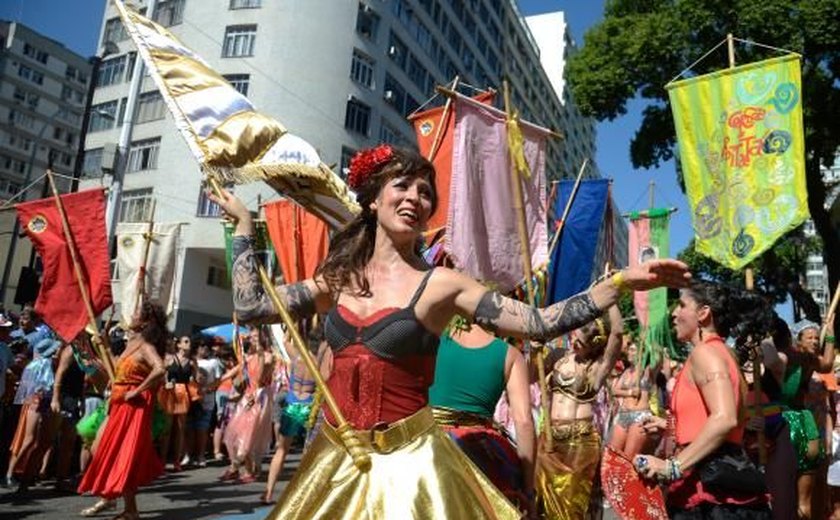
top-left (77, 386), bottom-right (163, 499)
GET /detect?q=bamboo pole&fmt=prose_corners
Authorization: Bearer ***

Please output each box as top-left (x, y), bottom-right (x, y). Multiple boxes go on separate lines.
top-left (133, 199), bottom-right (157, 318)
top-left (207, 176), bottom-right (371, 471)
top-left (46, 171), bottom-right (115, 382)
top-left (547, 159), bottom-right (588, 259)
top-left (726, 32), bottom-right (767, 465)
top-left (502, 81), bottom-right (553, 451)
top-left (427, 76), bottom-right (459, 162)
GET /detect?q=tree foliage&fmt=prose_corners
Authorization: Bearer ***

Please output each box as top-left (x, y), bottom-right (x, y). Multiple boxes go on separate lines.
top-left (568, 0), bottom-right (840, 317)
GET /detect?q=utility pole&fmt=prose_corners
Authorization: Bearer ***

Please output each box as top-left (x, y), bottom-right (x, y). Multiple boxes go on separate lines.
top-left (104, 0), bottom-right (158, 246)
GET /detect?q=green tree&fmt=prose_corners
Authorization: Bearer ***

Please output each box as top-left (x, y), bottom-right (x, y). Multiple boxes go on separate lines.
top-left (568, 0), bottom-right (840, 319)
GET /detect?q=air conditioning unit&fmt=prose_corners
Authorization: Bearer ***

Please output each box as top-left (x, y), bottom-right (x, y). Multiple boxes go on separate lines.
top-left (388, 46), bottom-right (398, 56)
top-left (384, 90), bottom-right (394, 101)
top-left (361, 3), bottom-right (372, 13)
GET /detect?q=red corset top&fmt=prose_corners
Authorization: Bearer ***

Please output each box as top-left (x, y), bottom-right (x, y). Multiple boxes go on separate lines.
top-left (323, 286), bottom-right (439, 430)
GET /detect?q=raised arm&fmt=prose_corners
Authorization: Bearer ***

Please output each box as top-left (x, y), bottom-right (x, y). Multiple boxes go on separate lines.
top-left (210, 189), bottom-right (332, 324)
top-left (451, 260), bottom-right (689, 342)
top-left (594, 305), bottom-right (624, 388)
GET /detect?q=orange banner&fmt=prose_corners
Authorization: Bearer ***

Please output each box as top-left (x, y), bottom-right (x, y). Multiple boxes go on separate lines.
top-left (263, 200), bottom-right (328, 283)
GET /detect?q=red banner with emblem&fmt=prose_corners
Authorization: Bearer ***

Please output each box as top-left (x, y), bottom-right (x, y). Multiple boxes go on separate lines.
top-left (15, 188), bottom-right (112, 340)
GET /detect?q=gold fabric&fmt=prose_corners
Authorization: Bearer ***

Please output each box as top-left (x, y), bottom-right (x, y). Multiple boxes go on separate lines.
top-left (112, 1), bottom-right (359, 229)
top-left (535, 419), bottom-right (601, 520)
top-left (432, 406), bottom-right (495, 428)
top-left (267, 408), bottom-right (520, 519)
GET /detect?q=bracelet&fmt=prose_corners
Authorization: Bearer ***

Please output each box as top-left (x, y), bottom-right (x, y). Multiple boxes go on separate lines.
top-left (666, 457), bottom-right (683, 481)
top-left (827, 335), bottom-right (836, 343)
top-left (611, 270), bottom-right (627, 292)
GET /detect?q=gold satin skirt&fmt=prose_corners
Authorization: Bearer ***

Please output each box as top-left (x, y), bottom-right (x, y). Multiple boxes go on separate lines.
top-left (266, 407), bottom-right (520, 519)
top-left (535, 419), bottom-right (601, 520)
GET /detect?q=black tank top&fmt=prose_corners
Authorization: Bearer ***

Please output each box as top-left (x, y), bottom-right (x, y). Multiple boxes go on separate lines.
top-left (61, 351), bottom-right (85, 398)
top-left (324, 269), bottom-right (439, 359)
top-left (167, 356), bottom-right (192, 383)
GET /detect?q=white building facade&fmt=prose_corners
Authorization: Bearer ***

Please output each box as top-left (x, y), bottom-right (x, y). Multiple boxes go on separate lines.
top-left (81, 0), bottom-right (622, 332)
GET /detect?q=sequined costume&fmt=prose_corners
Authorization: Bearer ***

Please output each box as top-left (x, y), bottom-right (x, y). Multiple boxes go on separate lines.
top-left (266, 269), bottom-right (518, 520)
top-left (535, 355), bottom-right (601, 519)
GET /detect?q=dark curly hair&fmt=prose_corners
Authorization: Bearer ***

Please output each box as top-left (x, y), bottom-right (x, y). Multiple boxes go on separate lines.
top-left (316, 146), bottom-right (437, 297)
top-left (685, 281), bottom-right (774, 361)
top-left (130, 301), bottom-right (170, 356)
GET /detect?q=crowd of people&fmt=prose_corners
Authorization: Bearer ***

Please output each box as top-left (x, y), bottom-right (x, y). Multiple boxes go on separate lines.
top-left (0, 145), bottom-right (838, 519)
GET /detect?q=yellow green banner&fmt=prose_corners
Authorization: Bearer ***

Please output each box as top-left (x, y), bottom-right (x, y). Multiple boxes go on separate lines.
top-left (667, 55), bottom-right (808, 269)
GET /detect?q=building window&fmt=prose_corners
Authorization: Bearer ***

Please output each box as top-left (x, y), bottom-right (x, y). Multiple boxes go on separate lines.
top-left (89, 100), bottom-right (118, 132)
top-left (356, 3), bottom-right (380, 41)
top-left (13, 87), bottom-right (39, 109)
top-left (339, 146), bottom-right (357, 180)
top-left (388, 32), bottom-right (408, 69)
top-left (82, 148), bottom-right (104, 177)
top-left (1, 154), bottom-right (27, 175)
top-left (18, 65), bottom-right (44, 85)
top-left (97, 55), bottom-right (127, 87)
top-left (136, 91), bottom-right (166, 123)
top-left (407, 55), bottom-right (428, 93)
top-left (8, 110), bottom-right (36, 130)
top-left (350, 50), bottom-right (375, 89)
top-left (206, 260), bottom-right (229, 289)
top-left (223, 74), bottom-right (250, 96)
top-left (379, 118), bottom-right (406, 146)
top-left (153, 0), bottom-right (185, 27)
top-left (119, 188), bottom-right (154, 222)
top-left (222, 25), bottom-right (257, 58)
top-left (383, 74), bottom-right (418, 117)
top-left (103, 17), bottom-right (128, 43)
top-left (230, 0), bottom-right (261, 8)
top-left (7, 134), bottom-right (33, 153)
top-left (345, 99), bottom-right (371, 135)
top-left (197, 182), bottom-right (231, 217)
top-left (127, 138), bottom-right (161, 172)
top-left (23, 43), bottom-right (49, 64)
top-left (56, 108), bottom-right (81, 126)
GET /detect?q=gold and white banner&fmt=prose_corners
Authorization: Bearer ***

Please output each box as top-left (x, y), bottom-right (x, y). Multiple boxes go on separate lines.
top-left (116, 222), bottom-right (181, 325)
top-left (113, 1), bottom-right (358, 228)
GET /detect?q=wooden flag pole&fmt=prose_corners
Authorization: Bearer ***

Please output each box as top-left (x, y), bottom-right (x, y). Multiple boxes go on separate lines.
top-left (547, 158), bottom-right (589, 259)
top-left (727, 32), bottom-right (767, 465)
top-left (133, 199), bottom-right (157, 318)
top-left (502, 80), bottom-right (553, 450)
top-left (821, 282), bottom-right (840, 346)
top-left (427, 76), bottom-right (459, 162)
top-left (207, 176), bottom-right (371, 471)
top-left (46, 170), bottom-right (115, 382)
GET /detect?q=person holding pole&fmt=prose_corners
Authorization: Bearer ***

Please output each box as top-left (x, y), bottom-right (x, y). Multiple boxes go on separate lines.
top-left (77, 301), bottom-right (167, 520)
top-left (208, 145), bottom-right (690, 519)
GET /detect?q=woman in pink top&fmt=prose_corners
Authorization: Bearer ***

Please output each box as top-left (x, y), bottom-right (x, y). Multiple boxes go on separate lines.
top-left (635, 281), bottom-right (771, 519)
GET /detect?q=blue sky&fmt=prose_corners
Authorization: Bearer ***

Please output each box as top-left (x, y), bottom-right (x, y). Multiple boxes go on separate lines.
top-left (1, 0), bottom-right (694, 256)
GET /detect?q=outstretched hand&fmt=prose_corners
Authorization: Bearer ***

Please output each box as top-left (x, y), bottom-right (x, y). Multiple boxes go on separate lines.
top-left (623, 259), bottom-right (691, 292)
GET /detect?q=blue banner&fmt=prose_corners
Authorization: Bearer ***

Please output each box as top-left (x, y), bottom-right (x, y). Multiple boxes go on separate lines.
top-left (546, 179), bottom-right (610, 304)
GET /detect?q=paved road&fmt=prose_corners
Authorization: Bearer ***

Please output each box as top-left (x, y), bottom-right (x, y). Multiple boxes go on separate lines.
top-left (0, 451), bottom-right (301, 520)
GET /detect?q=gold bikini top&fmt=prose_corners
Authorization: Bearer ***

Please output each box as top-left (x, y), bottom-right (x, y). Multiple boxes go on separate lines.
top-left (549, 355), bottom-right (599, 403)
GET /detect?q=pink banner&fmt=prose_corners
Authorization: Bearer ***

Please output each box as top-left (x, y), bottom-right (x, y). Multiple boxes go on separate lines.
top-left (629, 218), bottom-right (651, 328)
top-left (445, 100), bottom-right (548, 292)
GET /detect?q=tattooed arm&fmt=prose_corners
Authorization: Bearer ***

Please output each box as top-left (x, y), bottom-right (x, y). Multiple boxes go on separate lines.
top-left (231, 235), bottom-right (327, 323)
top-left (446, 258), bottom-right (689, 342)
top-left (209, 188), bottom-right (332, 324)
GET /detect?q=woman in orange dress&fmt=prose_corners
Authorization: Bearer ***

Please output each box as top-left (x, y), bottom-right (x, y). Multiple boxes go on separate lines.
top-left (77, 302), bottom-right (167, 520)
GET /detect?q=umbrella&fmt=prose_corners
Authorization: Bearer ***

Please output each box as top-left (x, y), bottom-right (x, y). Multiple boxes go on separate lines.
top-left (198, 323), bottom-right (249, 343)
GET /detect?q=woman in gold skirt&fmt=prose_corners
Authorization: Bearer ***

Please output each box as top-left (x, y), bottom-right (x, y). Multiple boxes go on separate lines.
top-left (536, 304), bottom-right (624, 519)
top-left (210, 145), bottom-right (688, 519)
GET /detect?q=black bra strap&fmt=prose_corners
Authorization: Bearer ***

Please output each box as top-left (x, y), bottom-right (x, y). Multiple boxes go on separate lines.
top-left (407, 269), bottom-right (435, 309)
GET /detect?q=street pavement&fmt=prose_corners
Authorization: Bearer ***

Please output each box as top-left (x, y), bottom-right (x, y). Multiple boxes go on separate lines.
top-left (0, 451), bottom-right (301, 520)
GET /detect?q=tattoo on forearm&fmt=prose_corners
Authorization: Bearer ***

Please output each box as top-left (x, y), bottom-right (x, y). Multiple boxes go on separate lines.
top-left (474, 291), bottom-right (602, 342)
top-left (231, 235), bottom-right (316, 322)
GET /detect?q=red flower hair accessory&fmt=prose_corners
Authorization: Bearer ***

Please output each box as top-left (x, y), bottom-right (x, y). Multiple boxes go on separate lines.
top-left (347, 145), bottom-right (393, 190)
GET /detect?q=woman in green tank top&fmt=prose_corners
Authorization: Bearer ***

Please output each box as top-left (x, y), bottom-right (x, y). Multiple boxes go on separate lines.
top-left (429, 323), bottom-right (536, 518)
